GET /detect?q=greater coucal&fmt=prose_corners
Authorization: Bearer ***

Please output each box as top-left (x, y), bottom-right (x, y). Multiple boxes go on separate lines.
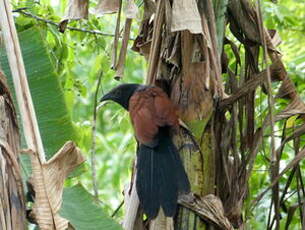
top-left (100, 84), bottom-right (190, 219)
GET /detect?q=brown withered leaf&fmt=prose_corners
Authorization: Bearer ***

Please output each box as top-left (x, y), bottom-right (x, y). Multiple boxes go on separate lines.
top-left (275, 124), bottom-right (305, 160)
top-left (95, 0), bottom-right (120, 16)
top-left (64, 0), bottom-right (88, 19)
top-left (143, 0), bottom-right (156, 20)
top-left (59, 0), bottom-right (88, 32)
top-left (165, 33), bottom-right (181, 68)
top-left (228, 0), bottom-right (260, 45)
top-left (253, 147), bottom-right (305, 207)
top-left (268, 29), bottom-right (282, 47)
top-left (131, 1), bottom-right (154, 61)
top-left (284, 123), bottom-right (305, 144)
top-left (113, 0), bottom-right (138, 79)
top-left (274, 98), bottom-right (305, 122)
top-left (125, 0), bottom-right (138, 19)
top-left (171, 0), bottom-right (203, 34)
top-left (131, 36), bottom-right (151, 60)
top-left (228, 0), bottom-right (282, 53)
top-left (171, 31), bottom-right (213, 122)
top-left (28, 141), bottom-right (85, 230)
top-left (114, 18), bottom-right (132, 80)
top-left (58, 20), bottom-right (69, 33)
top-left (276, 77), bottom-right (298, 99)
top-left (0, 95), bottom-right (25, 230)
top-left (178, 193), bottom-right (234, 230)
top-left (146, 0), bottom-right (166, 84)
top-left (219, 61), bottom-right (287, 109)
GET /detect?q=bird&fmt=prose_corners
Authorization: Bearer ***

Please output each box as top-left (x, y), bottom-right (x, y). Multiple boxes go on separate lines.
top-left (100, 83), bottom-right (190, 219)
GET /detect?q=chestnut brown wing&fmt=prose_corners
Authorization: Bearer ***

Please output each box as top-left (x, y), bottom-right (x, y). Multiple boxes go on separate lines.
top-left (129, 87), bottom-right (178, 146)
top-left (151, 87), bottom-right (178, 127)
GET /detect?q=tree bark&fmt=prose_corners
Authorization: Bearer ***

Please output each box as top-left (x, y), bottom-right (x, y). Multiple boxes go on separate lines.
top-left (0, 70), bottom-right (26, 229)
top-left (144, 0), bottom-right (225, 229)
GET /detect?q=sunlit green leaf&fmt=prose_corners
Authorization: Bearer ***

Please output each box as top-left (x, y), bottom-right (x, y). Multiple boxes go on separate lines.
top-left (60, 184), bottom-right (123, 230)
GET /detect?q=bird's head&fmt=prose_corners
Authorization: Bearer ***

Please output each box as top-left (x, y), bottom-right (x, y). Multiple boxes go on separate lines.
top-left (99, 83), bottom-right (140, 110)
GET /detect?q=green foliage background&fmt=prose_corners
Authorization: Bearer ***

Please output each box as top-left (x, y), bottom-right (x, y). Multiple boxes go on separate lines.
top-left (11, 0), bottom-right (147, 220)
top-left (1, 0), bottom-right (305, 229)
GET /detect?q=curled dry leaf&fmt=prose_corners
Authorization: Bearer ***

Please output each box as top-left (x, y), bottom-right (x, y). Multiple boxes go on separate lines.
top-left (171, 0), bottom-right (203, 34)
top-left (64, 0), bottom-right (89, 20)
top-left (219, 60), bottom-right (287, 109)
top-left (59, 0), bottom-right (88, 32)
top-left (125, 0), bottom-right (138, 19)
top-left (228, 0), bottom-right (260, 45)
top-left (178, 193), bottom-right (234, 230)
top-left (28, 141), bottom-right (85, 230)
top-left (95, 0), bottom-right (120, 16)
top-left (274, 98), bottom-right (305, 122)
top-left (276, 77), bottom-right (298, 99)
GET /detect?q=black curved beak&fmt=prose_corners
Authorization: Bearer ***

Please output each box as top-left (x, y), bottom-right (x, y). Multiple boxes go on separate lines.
top-left (99, 92), bottom-right (112, 102)
top-left (97, 93), bottom-right (113, 111)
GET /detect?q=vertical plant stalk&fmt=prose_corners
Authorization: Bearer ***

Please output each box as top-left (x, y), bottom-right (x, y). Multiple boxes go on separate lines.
top-left (214, 0), bottom-right (229, 54)
top-left (91, 71), bottom-right (103, 199)
top-left (111, 0), bottom-right (122, 69)
top-left (123, 176), bottom-right (141, 230)
top-left (146, 0), bottom-right (165, 84)
top-left (256, 0), bottom-right (276, 171)
top-left (114, 18), bottom-right (133, 80)
top-left (0, 0), bottom-right (45, 162)
top-left (256, 1), bottom-right (277, 229)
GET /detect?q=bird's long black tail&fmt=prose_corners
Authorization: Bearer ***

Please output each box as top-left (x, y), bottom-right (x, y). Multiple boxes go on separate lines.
top-left (136, 129), bottom-right (190, 219)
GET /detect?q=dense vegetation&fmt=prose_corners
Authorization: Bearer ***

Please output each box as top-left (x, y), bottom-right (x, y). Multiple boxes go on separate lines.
top-left (1, 0), bottom-right (305, 229)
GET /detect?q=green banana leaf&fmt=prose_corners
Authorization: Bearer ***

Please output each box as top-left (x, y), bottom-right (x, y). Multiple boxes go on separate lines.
top-left (0, 27), bottom-right (122, 230)
top-left (0, 27), bottom-right (76, 159)
top-left (61, 184), bottom-right (123, 230)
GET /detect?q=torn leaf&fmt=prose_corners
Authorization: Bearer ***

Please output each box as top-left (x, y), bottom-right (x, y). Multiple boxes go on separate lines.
top-left (95, 0), bottom-right (120, 16)
top-left (28, 141), bottom-right (85, 230)
top-left (178, 193), bottom-right (234, 230)
top-left (59, 0), bottom-right (88, 32)
top-left (275, 98), bottom-right (305, 122)
top-left (171, 0), bottom-right (203, 34)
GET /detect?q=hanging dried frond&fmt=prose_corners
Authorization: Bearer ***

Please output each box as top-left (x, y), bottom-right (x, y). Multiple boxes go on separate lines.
top-left (59, 0), bottom-right (89, 32)
top-left (64, 0), bottom-right (89, 20)
top-left (125, 0), bottom-right (138, 19)
top-left (171, 0), bottom-right (203, 34)
top-left (27, 141), bottom-right (85, 230)
top-left (113, 0), bottom-right (138, 79)
top-left (116, 0), bottom-right (305, 229)
top-left (0, 70), bottom-right (26, 230)
top-left (95, 0), bottom-right (120, 16)
top-left (178, 193), bottom-right (234, 230)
